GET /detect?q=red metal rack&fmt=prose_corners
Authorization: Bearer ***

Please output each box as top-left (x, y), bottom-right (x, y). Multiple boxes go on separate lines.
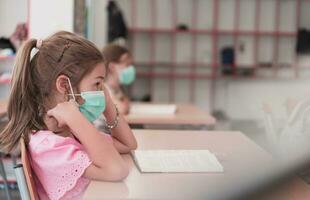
top-left (127, 0), bottom-right (301, 105)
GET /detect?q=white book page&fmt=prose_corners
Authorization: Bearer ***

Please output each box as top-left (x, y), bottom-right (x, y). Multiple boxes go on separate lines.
top-left (133, 150), bottom-right (224, 173)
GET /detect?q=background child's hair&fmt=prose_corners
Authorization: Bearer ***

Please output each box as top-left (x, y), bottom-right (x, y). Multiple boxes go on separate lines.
top-left (103, 44), bottom-right (129, 63)
top-left (0, 31), bottom-right (105, 153)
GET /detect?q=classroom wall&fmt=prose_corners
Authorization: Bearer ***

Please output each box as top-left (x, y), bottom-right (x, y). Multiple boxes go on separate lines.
top-left (0, 0), bottom-right (28, 99)
top-left (217, 1), bottom-right (310, 120)
top-left (87, 0), bottom-right (109, 49)
top-left (115, 0), bottom-right (310, 120)
top-left (29, 0), bottom-right (74, 38)
top-left (0, 0), bottom-right (28, 37)
top-left (23, 0), bottom-right (310, 120)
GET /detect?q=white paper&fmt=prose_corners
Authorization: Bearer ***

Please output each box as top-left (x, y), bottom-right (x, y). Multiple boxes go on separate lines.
top-left (132, 150), bottom-right (224, 173)
top-left (130, 104), bottom-right (177, 115)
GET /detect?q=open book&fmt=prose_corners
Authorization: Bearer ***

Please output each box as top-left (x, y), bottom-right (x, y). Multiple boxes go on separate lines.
top-left (132, 150), bottom-right (223, 173)
top-left (130, 104), bottom-right (177, 115)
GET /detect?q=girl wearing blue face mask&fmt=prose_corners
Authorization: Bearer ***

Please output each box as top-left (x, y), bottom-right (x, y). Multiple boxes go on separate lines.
top-left (0, 31), bottom-right (137, 200)
top-left (103, 44), bottom-right (136, 115)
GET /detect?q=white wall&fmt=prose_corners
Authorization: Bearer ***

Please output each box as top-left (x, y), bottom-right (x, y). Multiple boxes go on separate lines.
top-left (0, 0), bottom-right (28, 99)
top-left (0, 0), bottom-right (28, 37)
top-left (88, 0), bottom-right (109, 49)
top-left (300, 0), bottom-right (310, 29)
top-left (29, 0), bottom-right (74, 39)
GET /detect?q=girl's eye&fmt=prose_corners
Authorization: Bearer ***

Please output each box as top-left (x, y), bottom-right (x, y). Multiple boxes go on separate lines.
top-left (95, 82), bottom-right (102, 89)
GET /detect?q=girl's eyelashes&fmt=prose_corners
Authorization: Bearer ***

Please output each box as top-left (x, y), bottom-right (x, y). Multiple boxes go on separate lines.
top-left (94, 81), bottom-right (103, 90)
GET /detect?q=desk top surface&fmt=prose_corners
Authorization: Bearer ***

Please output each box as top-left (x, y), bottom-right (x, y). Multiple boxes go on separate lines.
top-left (83, 129), bottom-right (306, 200)
top-left (125, 103), bottom-right (216, 126)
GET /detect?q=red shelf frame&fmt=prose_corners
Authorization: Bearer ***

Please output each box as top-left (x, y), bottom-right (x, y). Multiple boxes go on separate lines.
top-left (128, 28), bottom-right (297, 37)
top-left (135, 61), bottom-right (213, 68)
top-left (137, 72), bottom-right (211, 79)
top-left (294, 0), bottom-right (302, 78)
top-left (169, 0), bottom-right (177, 102)
top-left (128, 0), bottom-right (301, 105)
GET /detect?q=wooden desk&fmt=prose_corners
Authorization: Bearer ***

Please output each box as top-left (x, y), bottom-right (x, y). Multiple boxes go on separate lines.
top-left (83, 130), bottom-right (310, 199)
top-left (125, 103), bottom-right (216, 126)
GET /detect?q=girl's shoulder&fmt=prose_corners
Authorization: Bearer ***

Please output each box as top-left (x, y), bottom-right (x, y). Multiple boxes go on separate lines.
top-left (28, 130), bottom-right (82, 153)
top-left (28, 130), bottom-right (92, 200)
top-left (28, 130), bottom-right (111, 152)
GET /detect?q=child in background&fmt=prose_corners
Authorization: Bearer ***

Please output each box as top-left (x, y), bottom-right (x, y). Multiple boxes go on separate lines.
top-left (0, 31), bottom-right (137, 200)
top-left (262, 97), bottom-right (310, 155)
top-left (103, 44), bottom-right (136, 115)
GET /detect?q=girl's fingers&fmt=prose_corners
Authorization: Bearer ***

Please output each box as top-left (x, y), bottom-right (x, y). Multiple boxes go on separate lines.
top-left (69, 99), bottom-right (79, 107)
top-left (46, 109), bottom-right (53, 117)
top-left (57, 121), bottom-right (64, 128)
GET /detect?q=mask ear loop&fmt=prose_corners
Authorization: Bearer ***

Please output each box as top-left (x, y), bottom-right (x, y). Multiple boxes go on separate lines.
top-left (67, 77), bottom-right (76, 102)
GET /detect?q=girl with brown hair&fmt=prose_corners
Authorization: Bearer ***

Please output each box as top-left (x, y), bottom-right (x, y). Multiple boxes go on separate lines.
top-left (103, 44), bottom-right (136, 115)
top-left (0, 31), bottom-right (137, 200)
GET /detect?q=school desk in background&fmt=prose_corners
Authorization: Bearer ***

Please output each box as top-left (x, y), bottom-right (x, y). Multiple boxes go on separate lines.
top-left (125, 103), bottom-right (216, 129)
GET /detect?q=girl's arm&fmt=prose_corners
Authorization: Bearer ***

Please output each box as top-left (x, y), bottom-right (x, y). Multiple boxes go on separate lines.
top-left (109, 90), bottom-right (130, 115)
top-left (103, 86), bottom-right (137, 154)
top-left (47, 101), bottom-right (129, 181)
top-left (114, 96), bottom-right (130, 115)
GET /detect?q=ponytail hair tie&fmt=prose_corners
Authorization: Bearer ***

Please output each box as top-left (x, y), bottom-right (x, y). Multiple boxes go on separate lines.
top-left (36, 39), bottom-right (43, 49)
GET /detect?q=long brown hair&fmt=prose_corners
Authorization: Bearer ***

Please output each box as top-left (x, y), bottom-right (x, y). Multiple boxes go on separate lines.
top-left (0, 31), bottom-right (105, 153)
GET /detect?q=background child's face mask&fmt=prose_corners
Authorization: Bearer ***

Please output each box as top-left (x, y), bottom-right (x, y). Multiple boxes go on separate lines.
top-left (67, 78), bottom-right (106, 122)
top-left (118, 65), bottom-right (136, 85)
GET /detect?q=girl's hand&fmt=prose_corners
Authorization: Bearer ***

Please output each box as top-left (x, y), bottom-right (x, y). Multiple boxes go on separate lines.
top-left (103, 84), bottom-right (113, 104)
top-left (47, 99), bottom-right (80, 128)
top-left (102, 84), bottom-right (115, 114)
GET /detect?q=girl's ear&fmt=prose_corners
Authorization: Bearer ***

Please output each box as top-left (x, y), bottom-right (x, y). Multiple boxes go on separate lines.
top-left (55, 75), bottom-right (70, 95)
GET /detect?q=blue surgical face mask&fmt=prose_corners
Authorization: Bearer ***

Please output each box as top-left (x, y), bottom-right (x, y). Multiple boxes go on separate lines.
top-left (118, 65), bottom-right (136, 85)
top-left (67, 78), bottom-right (106, 122)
